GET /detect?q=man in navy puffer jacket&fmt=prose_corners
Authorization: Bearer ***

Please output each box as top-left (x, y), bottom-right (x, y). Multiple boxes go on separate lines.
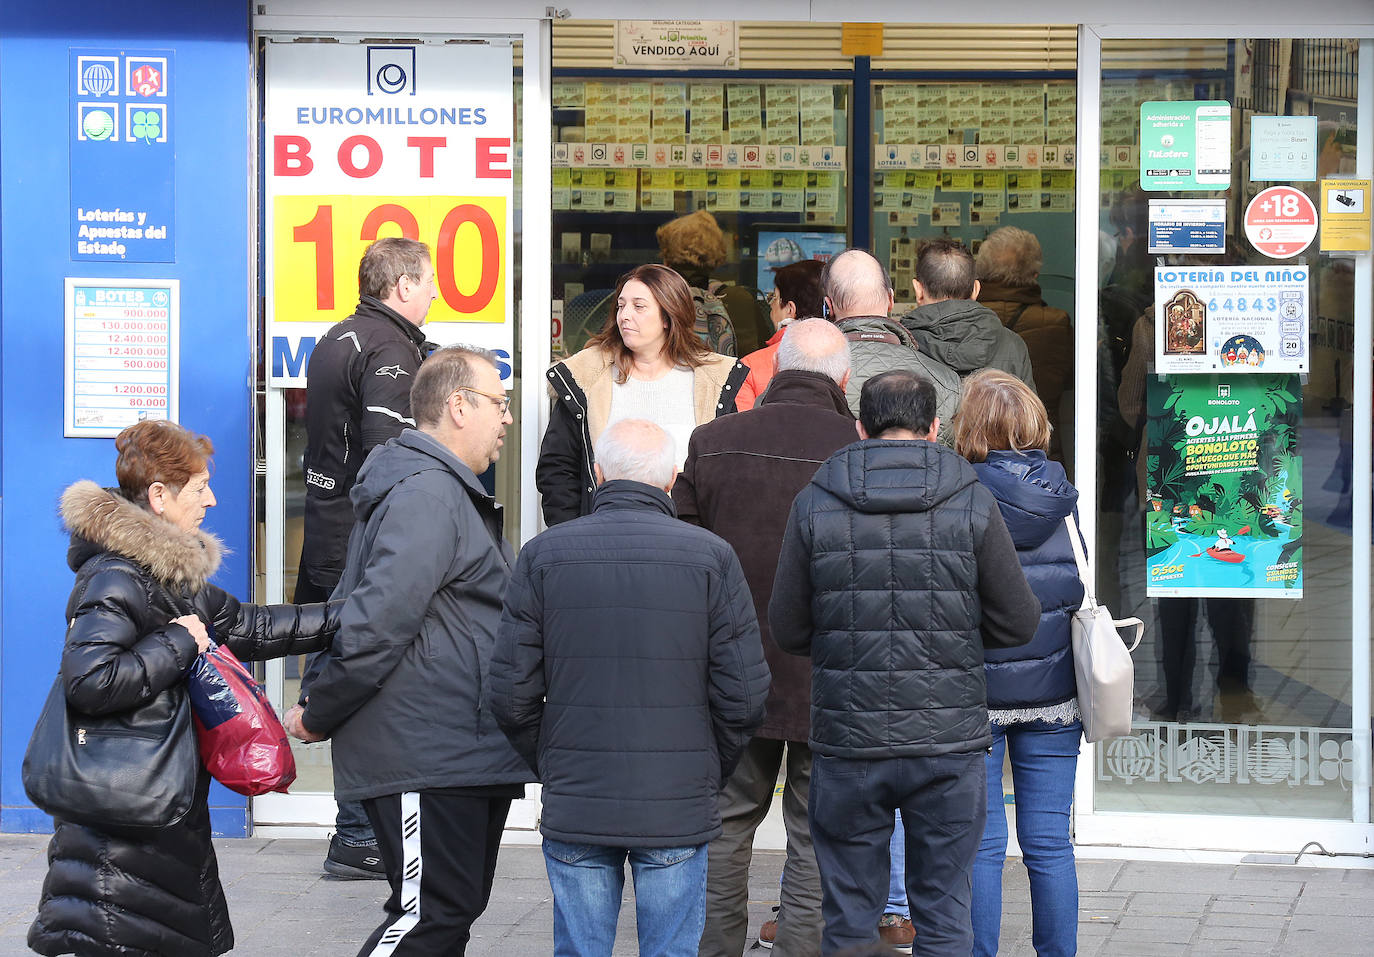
top-left (770, 370), bottom-right (1038, 956)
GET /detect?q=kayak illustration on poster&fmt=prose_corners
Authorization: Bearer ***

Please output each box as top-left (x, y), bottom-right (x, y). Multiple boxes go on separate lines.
top-left (1144, 374), bottom-right (1302, 599)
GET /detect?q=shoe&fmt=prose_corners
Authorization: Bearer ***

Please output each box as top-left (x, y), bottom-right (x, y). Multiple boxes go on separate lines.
top-left (323, 834), bottom-right (387, 880)
top-left (1218, 688), bottom-right (1264, 724)
top-left (878, 913), bottom-right (914, 954)
top-left (757, 905), bottom-right (779, 949)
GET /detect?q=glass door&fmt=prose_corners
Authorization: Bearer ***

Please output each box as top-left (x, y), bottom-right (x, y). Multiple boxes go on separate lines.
top-left (252, 18), bottom-right (551, 834)
top-left (1074, 29), bottom-right (1372, 852)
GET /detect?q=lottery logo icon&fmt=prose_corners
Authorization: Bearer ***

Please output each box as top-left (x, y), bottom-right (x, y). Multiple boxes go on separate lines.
top-left (132, 65), bottom-right (162, 97)
top-left (125, 57), bottom-right (168, 97)
top-left (77, 56), bottom-right (119, 96)
top-left (125, 104), bottom-right (167, 143)
top-left (77, 104), bottom-right (118, 142)
top-left (367, 46), bottom-right (416, 96)
top-left (83, 109), bottom-right (114, 140)
top-left (82, 63), bottom-right (115, 96)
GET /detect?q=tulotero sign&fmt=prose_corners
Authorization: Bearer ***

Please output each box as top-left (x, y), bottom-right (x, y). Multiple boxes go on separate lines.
top-left (264, 42), bottom-right (514, 387)
top-left (614, 20), bottom-right (738, 69)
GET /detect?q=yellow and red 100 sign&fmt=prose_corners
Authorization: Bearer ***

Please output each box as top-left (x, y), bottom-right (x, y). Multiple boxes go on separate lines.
top-left (273, 195), bottom-right (506, 325)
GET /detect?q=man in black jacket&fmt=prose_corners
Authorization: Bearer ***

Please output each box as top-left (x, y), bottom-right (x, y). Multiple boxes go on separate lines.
top-left (489, 418), bottom-right (770, 957)
top-left (770, 371), bottom-right (1039, 957)
top-left (296, 236), bottom-right (436, 878)
top-left (298, 236), bottom-right (438, 604)
top-left (285, 346), bottom-right (533, 957)
top-left (674, 318), bottom-right (856, 957)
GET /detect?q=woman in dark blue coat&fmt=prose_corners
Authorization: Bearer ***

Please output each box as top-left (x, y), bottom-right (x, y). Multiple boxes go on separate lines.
top-left (955, 370), bottom-right (1085, 957)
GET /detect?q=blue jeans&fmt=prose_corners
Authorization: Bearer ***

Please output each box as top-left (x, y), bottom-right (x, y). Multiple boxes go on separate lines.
top-left (887, 810), bottom-right (909, 918)
top-left (335, 798), bottom-right (377, 846)
top-left (543, 838), bottom-right (707, 957)
top-left (972, 720), bottom-right (1081, 957)
top-left (810, 752), bottom-right (986, 956)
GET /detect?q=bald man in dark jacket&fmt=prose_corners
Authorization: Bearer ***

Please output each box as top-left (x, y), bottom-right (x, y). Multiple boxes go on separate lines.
top-left (674, 318), bottom-right (857, 957)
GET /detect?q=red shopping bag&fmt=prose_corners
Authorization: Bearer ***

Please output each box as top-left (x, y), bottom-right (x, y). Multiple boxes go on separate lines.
top-left (187, 642), bottom-right (297, 795)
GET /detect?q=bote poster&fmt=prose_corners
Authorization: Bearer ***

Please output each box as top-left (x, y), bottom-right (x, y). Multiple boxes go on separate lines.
top-left (1145, 374), bottom-right (1302, 598)
top-left (265, 42), bottom-right (514, 387)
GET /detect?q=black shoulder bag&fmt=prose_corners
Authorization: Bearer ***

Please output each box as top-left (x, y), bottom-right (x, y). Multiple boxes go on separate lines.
top-left (22, 604), bottom-right (198, 830)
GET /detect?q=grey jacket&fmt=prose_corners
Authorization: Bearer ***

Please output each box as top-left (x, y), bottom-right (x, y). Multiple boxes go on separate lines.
top-left (834, 314), bottom-right (962, 441)
top-left (899, 299), bottom-right (1037, 389)
top-left (302, 430), bottom-right (534, 800)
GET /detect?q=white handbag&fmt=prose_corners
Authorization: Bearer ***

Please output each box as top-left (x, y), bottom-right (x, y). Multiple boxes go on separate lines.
top-left (1064, 514), bottom-right (1144, 743)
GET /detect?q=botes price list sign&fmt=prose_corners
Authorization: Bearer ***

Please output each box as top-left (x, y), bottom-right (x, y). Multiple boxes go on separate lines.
top-left (64, 278), bottom-right (179, 437)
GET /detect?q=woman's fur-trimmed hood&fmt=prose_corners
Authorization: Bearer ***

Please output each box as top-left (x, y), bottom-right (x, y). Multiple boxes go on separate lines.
top-left (60, 480), bottom-right (223, 591)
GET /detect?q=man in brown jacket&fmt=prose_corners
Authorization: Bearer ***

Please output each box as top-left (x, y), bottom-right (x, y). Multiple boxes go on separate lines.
top-left (674, 318), bottom-right (858, 957)
top-left (975, 226), bottom-right (1073, 461)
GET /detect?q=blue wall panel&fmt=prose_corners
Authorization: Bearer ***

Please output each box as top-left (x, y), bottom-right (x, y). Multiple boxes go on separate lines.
top-left (1, 2), bottom-right (254, 835)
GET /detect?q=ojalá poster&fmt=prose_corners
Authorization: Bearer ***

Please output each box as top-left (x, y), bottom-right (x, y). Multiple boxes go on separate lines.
top-left (1145, 374), bottom-right (1302, 598)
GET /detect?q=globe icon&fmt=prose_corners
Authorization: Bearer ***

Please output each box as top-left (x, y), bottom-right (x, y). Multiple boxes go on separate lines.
top-left (82, 110), bottom-right (114, 141)
top-left (764, 237), bottom-right (805, 267)
top-left (1105, 733), bottom-right (1157, 781)
top-left (82, 63), bottom-right (115, 96)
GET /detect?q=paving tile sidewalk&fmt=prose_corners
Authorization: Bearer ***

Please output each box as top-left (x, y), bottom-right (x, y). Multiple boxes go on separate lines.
top-left (3, 833), bottom-right (1372, 955)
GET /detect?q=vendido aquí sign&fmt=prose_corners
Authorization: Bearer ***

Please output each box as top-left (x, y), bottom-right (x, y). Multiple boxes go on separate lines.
top-left (615, 21), bottom-right (738, 69)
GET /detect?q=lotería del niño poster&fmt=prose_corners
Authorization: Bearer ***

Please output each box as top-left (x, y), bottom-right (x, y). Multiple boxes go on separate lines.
top-left (1145, 374), bottom-right (1302, 599)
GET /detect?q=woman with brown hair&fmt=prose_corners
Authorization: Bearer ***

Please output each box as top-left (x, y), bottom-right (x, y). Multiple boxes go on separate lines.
top-left (29, 419), bottom-right (340, 957)
top-left (538, 264), bottom-right (746, 525)
top-left (735, 258), bottom-right (827, 411)
top-left (953, 371), bottom-right (1084, 957)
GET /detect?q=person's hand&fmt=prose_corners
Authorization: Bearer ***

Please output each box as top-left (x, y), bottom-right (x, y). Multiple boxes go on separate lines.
top-left (283, 704), bottom-right (324, 743)
top-left (172, 614), bottom-right (210, 654)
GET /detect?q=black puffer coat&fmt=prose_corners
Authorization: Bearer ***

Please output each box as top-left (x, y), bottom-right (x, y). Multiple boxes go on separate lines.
top-left (30, 482), bottom-right (338, 957)
top-left (488, 481), bottom-right (769, 847)
top-left (770, 440), bottom-right (1040, 759)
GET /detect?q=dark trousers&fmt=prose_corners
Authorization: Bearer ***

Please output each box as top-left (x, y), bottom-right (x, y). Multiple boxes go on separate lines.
top-left (1158, 597), bottom-right (1255, 717)
top-left (699, 736), bottom-right (822, 957)
top-left (357, 791), bottom-right (512, 956)
top-left (809, 751), bottom-right (986, 957)
top-left (296, 565), bottom-right (375, 846)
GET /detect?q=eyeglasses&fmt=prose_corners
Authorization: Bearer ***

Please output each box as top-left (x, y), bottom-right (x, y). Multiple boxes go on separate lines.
top-left (458, 387), bottom-right (511, 415)
top-left (766, 289), bottom-right (780, 305)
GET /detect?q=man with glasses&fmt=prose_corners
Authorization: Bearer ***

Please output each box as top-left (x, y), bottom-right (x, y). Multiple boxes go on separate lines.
top-left (296, 236), bottom-right (438, 879)
top-left (286, 346), bottom-right (530, 956)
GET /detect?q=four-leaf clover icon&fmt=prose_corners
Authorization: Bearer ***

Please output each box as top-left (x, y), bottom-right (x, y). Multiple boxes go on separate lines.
top-left (131, 109), bottom-right (162, 144)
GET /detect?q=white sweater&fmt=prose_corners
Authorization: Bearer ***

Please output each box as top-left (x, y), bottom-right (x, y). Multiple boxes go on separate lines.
top-left (607, 367), bottom-right (696, 468)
